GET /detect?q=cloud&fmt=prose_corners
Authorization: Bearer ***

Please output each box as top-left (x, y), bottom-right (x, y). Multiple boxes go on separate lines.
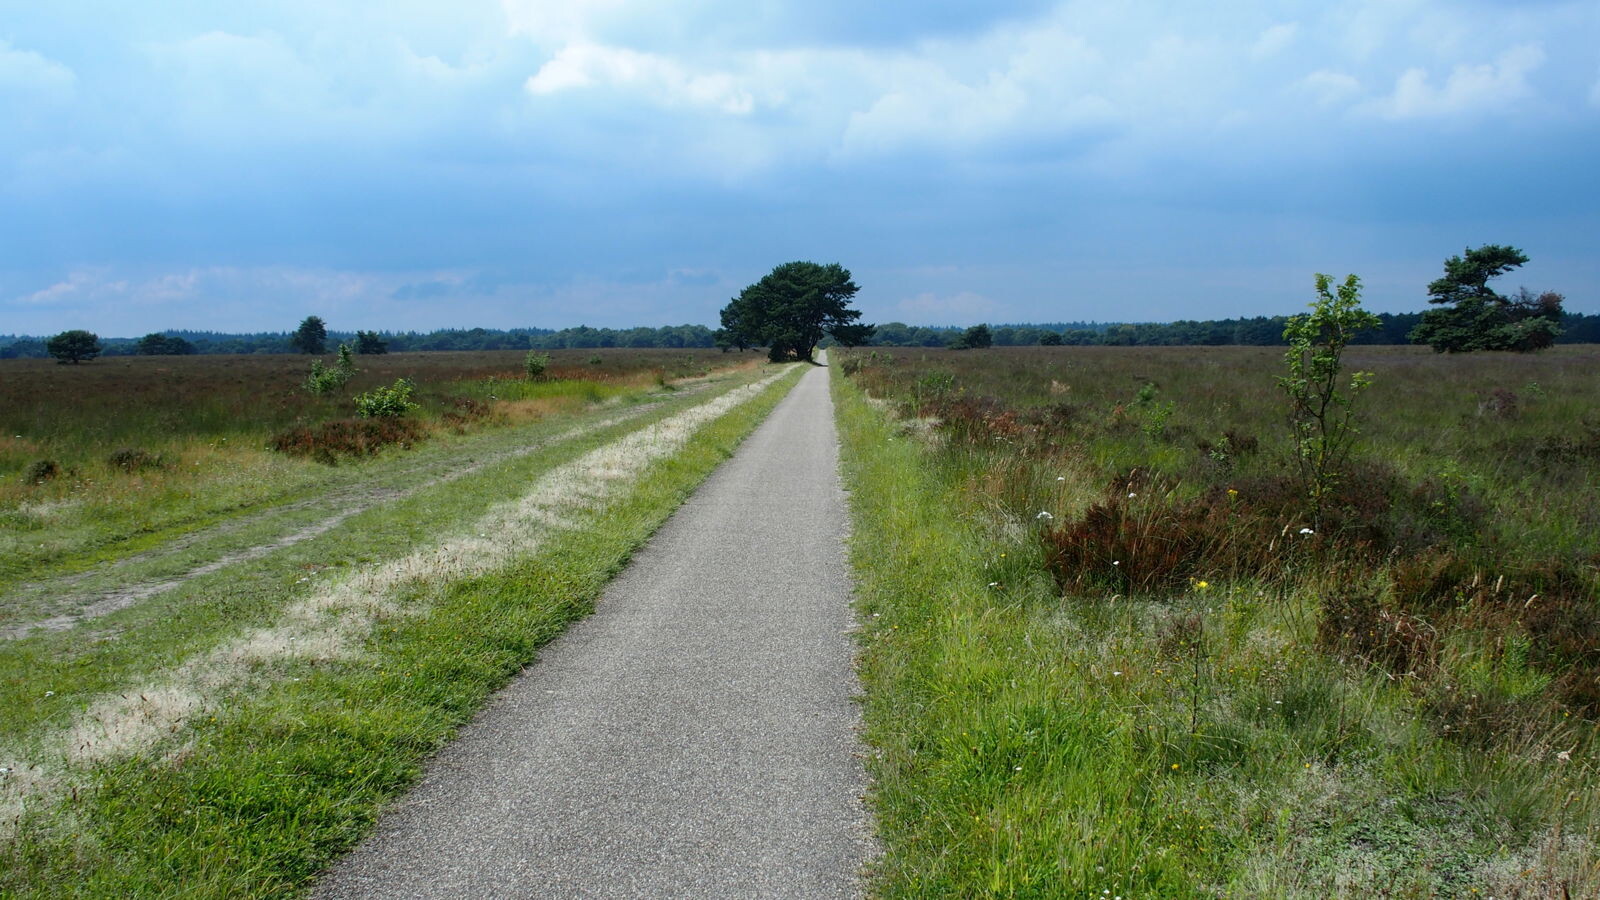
top-left (18, 271), bottom-right (117, 307)
top-left (0, 40), bottom-right (75, 96)
top-left (835, 22), bottom-right (1117, 157)
top-left (1251, 23), bottom-right (1300, 60)
top-left (1297, 69), bottom-right (1362, 105)
top-left (895, 291), bottom-right (999, 323)
top-left (526, 42), bottom-right (753, 114)
top-left (1367, 43), bottom-right (1545, 119)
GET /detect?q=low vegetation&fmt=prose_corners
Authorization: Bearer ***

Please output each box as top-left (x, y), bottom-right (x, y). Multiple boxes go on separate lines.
top-left (836, 341), bottom-right (1600, 896)
top-left (0, 358), bottom-right (799, 896)
top-left (0, 348), bottom-right (737, 591)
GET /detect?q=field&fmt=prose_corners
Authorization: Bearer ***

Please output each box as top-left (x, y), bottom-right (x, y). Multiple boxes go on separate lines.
top-left (834, 344), bottom-right (1600, 896)
top-left (0, 348), bottom-right (743, 591)
top-left (0, 348), bottom-right (795, 895)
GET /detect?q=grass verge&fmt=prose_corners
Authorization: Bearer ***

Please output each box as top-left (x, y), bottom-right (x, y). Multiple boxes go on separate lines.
top-left (0, 364), bottom-right (803, 897)
top-left (834, 366), bottom-right (1599, 897)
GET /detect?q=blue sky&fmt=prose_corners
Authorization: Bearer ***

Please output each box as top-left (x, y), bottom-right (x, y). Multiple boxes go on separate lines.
top-left (2, 0), bottom-right (1597, 335)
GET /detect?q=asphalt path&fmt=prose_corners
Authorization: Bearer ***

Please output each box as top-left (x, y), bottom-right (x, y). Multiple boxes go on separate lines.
top-left (316, 362), bottom-right (870, 899)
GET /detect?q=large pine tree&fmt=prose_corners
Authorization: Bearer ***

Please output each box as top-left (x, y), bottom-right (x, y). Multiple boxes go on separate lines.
top-left (718, 262), bottom-right (874, 362)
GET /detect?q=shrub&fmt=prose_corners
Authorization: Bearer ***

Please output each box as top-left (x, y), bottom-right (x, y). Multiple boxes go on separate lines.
top-left (440, 396), bottom-right (493, 432)
top-left (107, 448), bottom-right (167, 473)
top-left (25, 459), bottom-right (60, 483)
top-left (1279, 273), bottom-right (1380, 526)
top-left (268, 417), bottom-right (426, 464)
top-left (1316, 588), bottom-right (1438, 676)
top-left (305, 344), bottom-right (358, 395)
top-left (524, 351), bottom-right (551, 380)
top-left (354, 378), bottom-right (418, 418)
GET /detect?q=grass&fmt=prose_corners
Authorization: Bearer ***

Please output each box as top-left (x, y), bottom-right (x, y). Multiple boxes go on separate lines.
top-left (834, 346), bottom-right (1600, 897)
top-left (0, 361), bottom-right (803, 896)
top-left (0, 348), bottom-right (751, 590)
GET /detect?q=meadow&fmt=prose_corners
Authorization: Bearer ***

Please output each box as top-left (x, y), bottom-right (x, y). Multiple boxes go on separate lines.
top-left (835, 344), bottom-right (1600, 896)
top-left (0, 348), bottom-right (743, 590)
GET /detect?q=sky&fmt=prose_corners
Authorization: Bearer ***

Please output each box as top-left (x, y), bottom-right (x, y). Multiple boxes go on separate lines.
top-left (2, 0), bottom-right (1597, 336)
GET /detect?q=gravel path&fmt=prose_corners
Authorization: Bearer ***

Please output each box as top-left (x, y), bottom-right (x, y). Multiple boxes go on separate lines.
top-left (315, 362), bottom-right (869, 899)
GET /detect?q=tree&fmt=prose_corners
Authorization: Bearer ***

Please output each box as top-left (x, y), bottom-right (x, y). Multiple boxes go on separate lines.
top-left (137, 333), bottom-right (195, 355)
top-left (1039, 331), bottom-right (1063, 346)
top-left (719, 261), bottom-right (874, 362)
top-left (1409, 245), bottom-right (1563, 352)
top-left (354, 330), bottom-right (388, 354)
top-left (1279, 274), bottom-right (1380, 527)
top-left (47, 329), bottom-right (102, 364)
top-left (292, 316), bottom-right (328, 354)
top-left (949, 324), bottom-right (993, 350)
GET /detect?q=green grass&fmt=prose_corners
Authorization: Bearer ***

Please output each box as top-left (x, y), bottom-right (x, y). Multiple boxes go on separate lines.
top-left (0, 363), bottom-right (803, 897)
top-left (833, 355), bottom-right (1600, 897)
top-left (0, 350), bottom-right (752, 591)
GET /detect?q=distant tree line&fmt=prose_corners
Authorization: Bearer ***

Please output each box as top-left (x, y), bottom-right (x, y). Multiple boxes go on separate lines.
top-left (5, 311), bottom-right (1598, 360)
top-left (856, 312), bottom-right (1600, 349)
top-left (0, 323), bottom-right (724, 358)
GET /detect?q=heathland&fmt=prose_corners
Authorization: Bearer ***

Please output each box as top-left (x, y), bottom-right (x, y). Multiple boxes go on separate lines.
top-left (0, 348), bottom-right (798, 895)
top-left (0, 348), bottom-right (735, 592)
top-left (834, 344), bottom-right (1600, 896)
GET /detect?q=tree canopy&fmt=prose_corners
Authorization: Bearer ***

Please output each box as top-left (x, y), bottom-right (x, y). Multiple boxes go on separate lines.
top-left (291, 316), bottom-right (328, 354)
top-left (718, 262), bottom-right (874, 362)
top-left (949, 324), bottom-right (993, 350)
top-left (46, 330), bottom-right (102, 364)
top-left (1409, 245), bottom-right (1564, 352)
top-left (136, 333), bottom-right (195, 355)
top-left (354, 330), bottom-right (389, 354)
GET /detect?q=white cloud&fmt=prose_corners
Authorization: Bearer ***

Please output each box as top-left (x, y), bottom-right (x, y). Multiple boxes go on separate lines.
top-left (1367, 43), bottom-right (1545, 119)
top-left (1297, 69), bottom-right (1362, 105)
top-left (18, 271), bottom-right (116, 306)
top-left (501, 0), bottom-right (629, 42)
top-left (836, 22), bottom-right (1117, 157)
top-left (1251, 23), bottom-right (1300, 60)
top-left (0, 39), bottom-right (75, 101)
top-left (526, 42), bottom-right (752, 114)
top-left (896, 291), bottom-right (999, 322)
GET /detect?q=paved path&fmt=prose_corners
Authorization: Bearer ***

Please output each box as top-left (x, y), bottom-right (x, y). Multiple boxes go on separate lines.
top-left (316, 363), bottom-right (869, 899)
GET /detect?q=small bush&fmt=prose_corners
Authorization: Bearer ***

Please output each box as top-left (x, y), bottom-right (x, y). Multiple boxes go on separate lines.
top-left (25, 459), bottom-right (60, 483)
top-left (524, 351), bottom-right (551, 380)
top-left (440, 396), bottom-right (493, 433)
top-left (268, 417), bottom-right (426, 464)
top-left (107, 448), bottom-right (167, 473)
top-left (1477, 388), bottom-right (1520, 419)
top-left (1316, 589), bottom-right (1438, 676)
top-left (354, 378), bottom-right (418, 419)
top-left (305, 344), bottom-right (357, 395)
